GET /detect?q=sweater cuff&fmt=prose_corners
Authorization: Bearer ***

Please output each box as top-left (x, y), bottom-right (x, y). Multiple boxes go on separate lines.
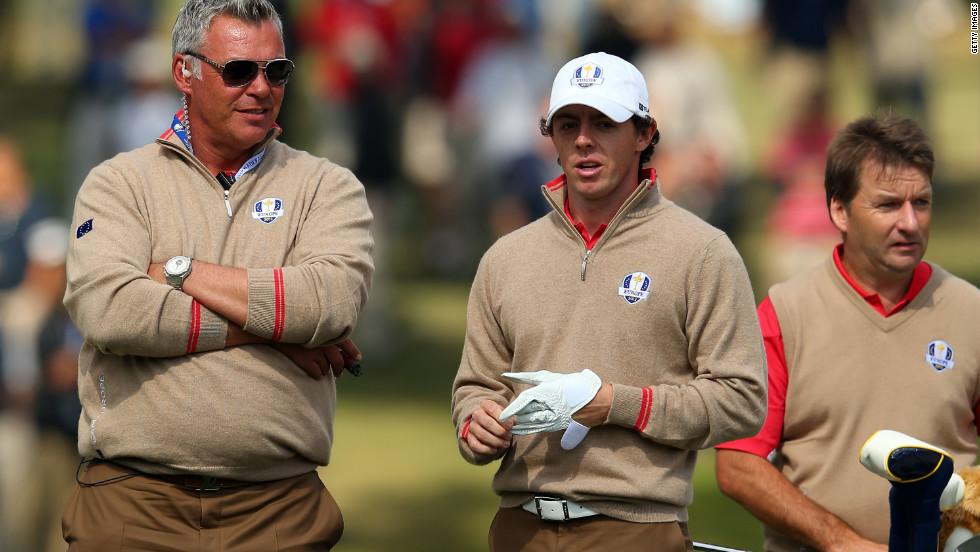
top-left (183, 299), bottom-right (227, 354)
top-left (607, 383), bottom-right (654, 432)
top-left (196, 306), bottom-right (227, 352)
top-left (244, 267), bottom-right (286, 341)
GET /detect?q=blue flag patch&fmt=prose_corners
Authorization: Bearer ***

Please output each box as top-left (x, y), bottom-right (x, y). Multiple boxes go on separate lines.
top-left (76, 219), bottom-right (93, 238)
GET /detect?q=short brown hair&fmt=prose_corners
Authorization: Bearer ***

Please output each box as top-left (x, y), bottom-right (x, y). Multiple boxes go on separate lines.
top-left (824, 114), bottom-right (934, 210)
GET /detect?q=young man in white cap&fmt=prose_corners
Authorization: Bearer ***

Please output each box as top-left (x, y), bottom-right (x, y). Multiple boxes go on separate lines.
top-left (451, 51), bottom-right (767, 551)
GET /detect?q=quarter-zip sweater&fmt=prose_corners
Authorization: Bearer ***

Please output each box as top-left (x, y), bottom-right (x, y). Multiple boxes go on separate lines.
top-left (452, 172), bottom-right (766, 522)
top-left (64, 128), bottom-right (374, 482)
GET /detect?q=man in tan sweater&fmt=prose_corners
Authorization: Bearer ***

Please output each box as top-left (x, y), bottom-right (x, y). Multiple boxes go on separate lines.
top-left (451, 51), bottom-right (767, 551)
top-left (715, 114), bottom-right (980, 551)
top-left (61, 1), bottom-right (374, 550)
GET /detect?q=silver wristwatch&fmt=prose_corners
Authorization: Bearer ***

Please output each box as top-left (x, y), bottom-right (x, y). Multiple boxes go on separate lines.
top-left (163, 255), bottom-right (193, 291)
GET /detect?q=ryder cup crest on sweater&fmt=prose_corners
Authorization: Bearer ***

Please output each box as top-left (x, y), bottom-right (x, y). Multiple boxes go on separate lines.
top-left (252, 197), bottom-right (284, 224)
top-left (619, 271), bottom-right (651, 304)
top-left (545, 52), bottom-right (650, 126)
top-left (925, 340), bottom-right (955, 372)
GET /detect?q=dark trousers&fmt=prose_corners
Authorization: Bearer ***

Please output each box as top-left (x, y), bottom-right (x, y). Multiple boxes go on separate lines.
top-left (62, 460), bottom-right (344, 551)
top-left (488, 506), bottom-right (693, 552)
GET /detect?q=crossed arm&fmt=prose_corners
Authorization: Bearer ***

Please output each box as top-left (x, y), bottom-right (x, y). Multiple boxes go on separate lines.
top-left (65, 156), bottom-right (373, 382)
top-left (147, 259), bottom-right (360, 380)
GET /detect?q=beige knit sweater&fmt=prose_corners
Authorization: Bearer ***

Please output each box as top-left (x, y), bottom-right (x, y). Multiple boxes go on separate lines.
top-left (452, 175), bottom-right (766, 523)
top-left (64, 129), bottom-right (374, 482)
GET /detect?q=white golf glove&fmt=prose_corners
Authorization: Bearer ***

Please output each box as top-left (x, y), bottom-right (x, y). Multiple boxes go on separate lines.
top-left (499, 369), bottom-right (602, 450)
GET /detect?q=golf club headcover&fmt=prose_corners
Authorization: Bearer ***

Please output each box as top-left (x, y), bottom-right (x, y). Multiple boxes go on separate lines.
top-left (861, 430), bottom-right (957, 482)
top-left (860, 429), bottom-right (964, 509)
top-left (499, 369), bottom-right (602, 450)
top-left (860, 430), bottom-right (965, 552)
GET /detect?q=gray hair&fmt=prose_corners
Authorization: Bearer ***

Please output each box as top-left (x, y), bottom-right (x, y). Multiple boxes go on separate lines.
top-left (171, 0), bottom-right (284, 63)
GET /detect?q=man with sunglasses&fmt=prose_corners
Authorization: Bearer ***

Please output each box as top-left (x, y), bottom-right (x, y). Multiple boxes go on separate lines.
top-left (61, 1), bottom-right (374, 550)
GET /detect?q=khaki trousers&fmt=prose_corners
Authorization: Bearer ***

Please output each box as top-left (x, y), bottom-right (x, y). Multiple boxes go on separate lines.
top-left (63, 460), bottom-right (343, 551)
top-left (489, 506), bottom-right (693, 552)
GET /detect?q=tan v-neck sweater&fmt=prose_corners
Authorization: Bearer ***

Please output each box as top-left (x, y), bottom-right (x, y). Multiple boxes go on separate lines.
top-left (763, 255), bottom-right (980, 550)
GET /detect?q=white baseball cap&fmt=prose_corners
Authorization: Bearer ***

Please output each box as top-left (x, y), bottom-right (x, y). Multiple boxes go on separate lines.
top-left (545, 52), bottom-right (651, 127)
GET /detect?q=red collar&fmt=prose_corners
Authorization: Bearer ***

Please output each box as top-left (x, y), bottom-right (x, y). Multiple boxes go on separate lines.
top-left (833, 243), bottom-right (931, 316)
top-left (560, 168), bottom-right (656, 249)
top-left (565, 198), bottom-right (607, 249)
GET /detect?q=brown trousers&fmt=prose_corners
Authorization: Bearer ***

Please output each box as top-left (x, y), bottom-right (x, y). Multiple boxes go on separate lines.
top-left (488, 506), bottom-right (693, 552)
top-left (62, 460), bottom-right (343, 552)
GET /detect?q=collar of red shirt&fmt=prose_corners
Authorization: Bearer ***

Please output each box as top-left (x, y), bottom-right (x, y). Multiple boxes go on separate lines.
top-left (565, 201), bottom-right (608, 250)
top-left (563, 168), bottom-right (656, 249)
top-left (832, 243), bottom-right (932, 317)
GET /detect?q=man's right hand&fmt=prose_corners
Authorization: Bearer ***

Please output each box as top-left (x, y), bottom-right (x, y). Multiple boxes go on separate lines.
top-left (462, 400), bottom-right (514, 456)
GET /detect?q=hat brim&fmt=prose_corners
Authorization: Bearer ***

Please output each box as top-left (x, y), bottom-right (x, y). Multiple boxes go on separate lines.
top-left (545, 94), bottom-right (635, 126)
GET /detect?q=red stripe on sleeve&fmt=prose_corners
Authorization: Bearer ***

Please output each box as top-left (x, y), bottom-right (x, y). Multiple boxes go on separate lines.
top-left (461, 418), bottom-right (471, 440)
top-left (634, 388), bottom-right (653, 432)
top-left (186, 299), bottom-right (201, 354)
top-left (272, 268), bottom-right (285, 341)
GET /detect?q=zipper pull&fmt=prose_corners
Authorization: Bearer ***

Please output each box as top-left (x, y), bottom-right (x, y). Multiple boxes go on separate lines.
top-left (580, 249), bottom-right (592, 281)
top-left (216, 172), bottom-right (235, 218)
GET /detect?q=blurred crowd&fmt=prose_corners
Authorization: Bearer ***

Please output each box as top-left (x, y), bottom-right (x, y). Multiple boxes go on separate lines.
top-left (0, 0), bottom-right (967, 550)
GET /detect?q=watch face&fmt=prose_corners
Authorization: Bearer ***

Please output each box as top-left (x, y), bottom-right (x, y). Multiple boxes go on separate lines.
top-left (165, 256), bottom-right (189, 275)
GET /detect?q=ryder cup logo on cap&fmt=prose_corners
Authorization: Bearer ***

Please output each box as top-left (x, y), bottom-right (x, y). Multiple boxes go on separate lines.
top-left (571, 63), bottom-right (604, 87)
top-left (546, 52), bottom-right (650, 126)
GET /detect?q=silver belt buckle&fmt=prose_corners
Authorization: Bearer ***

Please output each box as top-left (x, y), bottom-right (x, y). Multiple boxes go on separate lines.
top-left (534, 496), bottom-right (570, 521)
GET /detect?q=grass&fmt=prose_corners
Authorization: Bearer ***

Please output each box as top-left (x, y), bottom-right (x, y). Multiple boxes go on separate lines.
top-left (323, 281), bottom-right (498, 552)
top-left (322, 399), bottom-right (499, 552)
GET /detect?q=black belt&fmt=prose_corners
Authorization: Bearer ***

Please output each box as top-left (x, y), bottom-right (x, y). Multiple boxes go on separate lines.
top-left (78, 458), bottom-right (256, 492)
top-left (145, 472), bottom-right (255, 492)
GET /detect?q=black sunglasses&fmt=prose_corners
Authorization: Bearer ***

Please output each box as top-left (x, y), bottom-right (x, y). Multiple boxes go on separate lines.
top-left (185, 52), bottom-right (294, 88)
